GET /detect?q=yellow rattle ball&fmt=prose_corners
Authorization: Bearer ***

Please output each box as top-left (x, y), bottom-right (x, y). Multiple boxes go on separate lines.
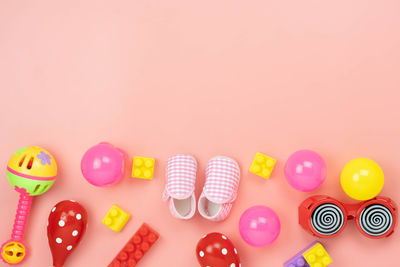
top-left (1, 241), bottom-right (26, 264)
top-left (340, 158), bottom-right (384, 201)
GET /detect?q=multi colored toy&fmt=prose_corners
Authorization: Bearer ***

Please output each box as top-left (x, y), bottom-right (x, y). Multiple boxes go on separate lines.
top-left (239, 205), bottom-right (280, 247)
top-left (81, 142), bottom-right (127, 187)
top-left (284, 150), bottom-right (326, 192)
top-left (249, 152), bottom-right (276, 179)
top-left (1, 146), bottom-right (57, 265)
top-left (108, 223), bottom-right (159, 267)
top-left (284, 241), bottom-right (332, 267)
top-left (299, 195), bottom-right (397, 239)
top-left (340, 158), bottom-right (384, 201)
top-left (102, 205), bottom-right (131, 232)
top-left (47, 200), bottom-right (88, 267)
top-left (196, 232), bottom-right (240, 267)
top-left (131, 156), bottom-right (155, 179)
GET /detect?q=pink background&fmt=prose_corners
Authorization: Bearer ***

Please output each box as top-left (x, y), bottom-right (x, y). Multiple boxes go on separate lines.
top-left (0, 0), bottom-right (399, 266)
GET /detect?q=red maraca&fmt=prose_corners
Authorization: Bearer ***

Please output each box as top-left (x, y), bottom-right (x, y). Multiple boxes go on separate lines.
top-left (47, 200), bottom-right (87, 267)
top-left (196, 232), bottom-right (241, 267)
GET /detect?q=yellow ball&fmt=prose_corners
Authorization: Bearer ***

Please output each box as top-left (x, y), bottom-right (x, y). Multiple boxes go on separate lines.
top-left (1, 241), bottom-right (26, 264)
top-left (340, 158), bottom-right (384, 200)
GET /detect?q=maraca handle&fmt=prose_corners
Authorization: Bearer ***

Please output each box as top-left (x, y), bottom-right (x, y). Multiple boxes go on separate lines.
top-left (11, 193), bottom-right (32, 241)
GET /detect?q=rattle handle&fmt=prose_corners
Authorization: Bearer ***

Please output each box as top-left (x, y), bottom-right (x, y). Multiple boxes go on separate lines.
top-left (11, 193), bottom-right (32, 241)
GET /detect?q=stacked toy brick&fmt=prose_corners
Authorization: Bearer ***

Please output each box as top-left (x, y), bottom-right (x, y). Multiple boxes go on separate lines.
top-left (284, 241), bottom-right (332, 267)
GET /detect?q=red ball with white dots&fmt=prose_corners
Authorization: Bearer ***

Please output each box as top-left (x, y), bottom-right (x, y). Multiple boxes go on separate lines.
top-left (47, 200), bottom-right (88, 267)
top-left (196, 232), bottom-right (241, 267)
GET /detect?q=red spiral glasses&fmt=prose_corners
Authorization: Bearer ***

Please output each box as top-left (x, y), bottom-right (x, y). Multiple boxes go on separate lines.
top-left (299, 195), bottom-right (397, 239)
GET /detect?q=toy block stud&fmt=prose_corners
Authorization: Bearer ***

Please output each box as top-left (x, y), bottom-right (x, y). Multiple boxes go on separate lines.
top-left (102, 205), bottom-right (130, 232)
top-left (302, 243), bottom-right (332, 267)
top-left (249, 152), bottom-right (276, 179)
top-left (108, 223), bottom-right (160, 267)
top-left (132, 156), bottom-right (155, 179)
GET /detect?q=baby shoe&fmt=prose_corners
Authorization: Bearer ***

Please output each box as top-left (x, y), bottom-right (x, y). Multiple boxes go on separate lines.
top-left (198, 156), bottom-right (240, 222)
top-left (163, 154), bottom-right (197, 220)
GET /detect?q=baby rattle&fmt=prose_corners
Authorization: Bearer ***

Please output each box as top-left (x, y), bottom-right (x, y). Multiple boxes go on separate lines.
top-left (1, 146), bottom-right (57, 265)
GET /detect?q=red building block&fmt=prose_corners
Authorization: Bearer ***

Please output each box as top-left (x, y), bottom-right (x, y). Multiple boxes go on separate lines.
top-left (108, 223), bottom-right (159, 267)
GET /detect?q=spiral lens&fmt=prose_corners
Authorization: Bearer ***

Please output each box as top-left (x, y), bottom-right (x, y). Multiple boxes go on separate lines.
top-left (311, 203), bottom-right (345, 236)
top-left (359, 204), bottom-right (393, 237)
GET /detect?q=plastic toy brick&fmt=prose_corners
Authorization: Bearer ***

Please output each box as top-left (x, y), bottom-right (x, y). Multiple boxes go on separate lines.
top-left (284, 241), bottom-right (316, 267)
top-left (249, 152), bottom-right (276, 179)
top-left (302, 242), bottom-right (332, 267)
top-left (102, 205), bottom-right (130, 232)
top-left (131, 156), bottom-right (155, 179)
top-left (108, 223), bottom-right (159, 267)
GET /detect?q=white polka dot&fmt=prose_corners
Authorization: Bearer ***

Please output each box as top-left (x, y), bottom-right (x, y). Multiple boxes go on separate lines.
top-left (234, 248), bottom-right (238, 254)
top-left (72, 230), bottom-right (78, 236)
top-left (58, 220), bottom-right (65, 227)
top-left (221, 235), bottom-right (227, 240)
top-left (67, 245), bottom-right (72, 251)
top-left (222, 248), bottom-right (228, 255)
top-left (230, 264), bottom-right (236, 267)
top-left (52, 207), bottom-right (56, 212)
top-left (76, 214), bottom-right (82, 220)
top-left (56, 238), bottom-right (62, 244)
top-left (199, 251), bottom-right (204, 257)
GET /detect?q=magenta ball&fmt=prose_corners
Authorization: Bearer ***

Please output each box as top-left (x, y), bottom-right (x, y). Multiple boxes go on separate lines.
top-left (284, 150), bottom-right (326, 192)
top-left (81, 142), bottom-right (126, 187)
top-left (239, 206), bottom-right (281, 247)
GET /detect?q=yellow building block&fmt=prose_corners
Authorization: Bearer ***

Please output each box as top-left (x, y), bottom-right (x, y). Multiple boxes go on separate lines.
top-left (249, 152), bottom-right (276, 179)
top-left (302, 242), bottom-right (332, 267)
top-left (131, 156), bottom-right (155, 179)
top-left (102, 205), bottom-right (130, 232)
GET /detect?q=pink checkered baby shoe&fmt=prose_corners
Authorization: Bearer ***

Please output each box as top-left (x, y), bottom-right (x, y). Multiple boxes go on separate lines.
top-left (163, 154), bottom-right (198, 220)
top-left (198, 156), bottom-right (240, 222)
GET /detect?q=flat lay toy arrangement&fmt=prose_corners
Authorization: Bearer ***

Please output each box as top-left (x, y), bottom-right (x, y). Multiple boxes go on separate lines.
top-left (0, 144), bottom-right (398, 266)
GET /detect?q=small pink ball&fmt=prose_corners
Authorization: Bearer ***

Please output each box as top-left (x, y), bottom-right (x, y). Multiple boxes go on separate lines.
top-left (81, 143), bottom-right (126, 187)
top-left (284, 150), bottom-right (326, 192)
top-left (239, 206), bottom-right (281, 247)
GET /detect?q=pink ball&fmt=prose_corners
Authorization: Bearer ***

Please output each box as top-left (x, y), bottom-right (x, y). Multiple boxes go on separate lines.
top-left (81, 142), bottom-right (126, 187)
top-left (284, 150), bottom-right (326, 192)
top-left (239, 206), bottom-right (281, 247)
